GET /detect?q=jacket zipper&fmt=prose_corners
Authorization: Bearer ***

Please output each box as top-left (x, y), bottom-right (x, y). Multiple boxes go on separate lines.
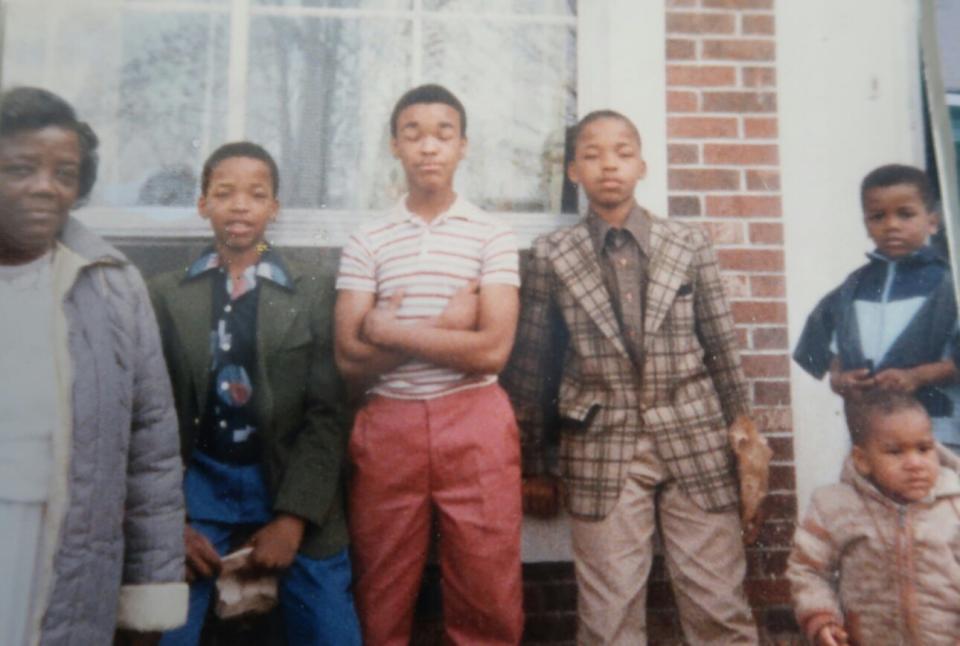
top-left (896, 505), bottom-right (919, 645)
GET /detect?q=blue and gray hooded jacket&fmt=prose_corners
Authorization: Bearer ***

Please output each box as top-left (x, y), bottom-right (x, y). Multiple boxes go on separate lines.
top-left (794, 245), bottom-right (960, 443)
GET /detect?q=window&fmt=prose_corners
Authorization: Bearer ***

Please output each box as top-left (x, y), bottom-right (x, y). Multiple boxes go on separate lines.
top-left (2, 0), bottom-right (662, 247)
top-left (3, 1), bottom-right (573, 223)
top-left (923, 0), bottom-right (960, 270)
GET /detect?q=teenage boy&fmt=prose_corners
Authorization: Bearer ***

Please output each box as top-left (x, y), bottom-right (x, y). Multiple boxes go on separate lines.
top-left (151, 142), bottom-right (360, 646)
top-left (502, 110), bottom-right (760, 644)
top-left (794, 164), bottom-right (960, 453)
top-left (334, 84), bottom-right (523, 645)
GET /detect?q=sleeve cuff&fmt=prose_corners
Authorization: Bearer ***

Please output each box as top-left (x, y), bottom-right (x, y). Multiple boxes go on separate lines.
top-left (274, 486), bottom-right (330, 528)
top-left (116, 582), bottom-right (189, 631)
top-left (802, 611), bottom-right (843, 643)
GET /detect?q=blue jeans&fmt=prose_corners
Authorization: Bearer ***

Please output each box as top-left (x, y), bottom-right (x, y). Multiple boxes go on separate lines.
top-left (160, 519), bottom-right (361, 646)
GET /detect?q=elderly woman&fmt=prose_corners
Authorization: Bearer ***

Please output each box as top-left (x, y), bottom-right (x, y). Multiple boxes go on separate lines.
top-left (0, 87), bottom-right (187, 645)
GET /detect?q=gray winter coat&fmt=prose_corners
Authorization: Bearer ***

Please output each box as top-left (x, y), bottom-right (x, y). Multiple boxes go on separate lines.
top-left (32, 218), bottom-right (187, 645)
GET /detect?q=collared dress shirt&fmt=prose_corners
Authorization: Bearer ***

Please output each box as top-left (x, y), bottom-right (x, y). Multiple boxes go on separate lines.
top-left (587, 205), bottom-right (651, 369)
top-left (180, 247), bottom-right (295, 524)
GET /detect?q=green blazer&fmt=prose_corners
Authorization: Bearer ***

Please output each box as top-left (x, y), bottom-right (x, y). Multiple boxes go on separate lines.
top-left (149, 256), bottom-right (349, 558)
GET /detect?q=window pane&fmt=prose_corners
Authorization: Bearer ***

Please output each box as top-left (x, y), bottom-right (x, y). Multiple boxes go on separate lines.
top-left (116, 13), bottom-right (231, 207)
top-left (422, 0), bottom-right (576, 16)
top-left (422, 19), bottom-right (576, 212)
top-left (246, 15), bottom-right (412, 209)
top-left (936, 0), bottom-right (960, 92)
top-left (926, 0), bottom-right (960, 261)
top-left (934, 1), bottom-right (960, 204)
top-left (3, 5), bottom-right (230, 208)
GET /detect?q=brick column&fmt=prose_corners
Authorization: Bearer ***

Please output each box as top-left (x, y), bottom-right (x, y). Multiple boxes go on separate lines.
top-left (663, 0), bottom-right (798, 641)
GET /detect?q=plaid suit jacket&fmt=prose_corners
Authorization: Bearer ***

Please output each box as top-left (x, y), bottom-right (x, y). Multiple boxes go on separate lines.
top-left (502, 210), bottom-right (750, 518)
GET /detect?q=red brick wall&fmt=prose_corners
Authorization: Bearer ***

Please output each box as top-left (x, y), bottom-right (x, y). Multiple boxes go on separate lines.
top-left (664, 0), bottom-right (799, 641)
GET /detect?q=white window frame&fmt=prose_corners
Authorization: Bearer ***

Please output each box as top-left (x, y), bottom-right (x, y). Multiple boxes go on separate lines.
top-left (6, 0), bottom-right (665, 249)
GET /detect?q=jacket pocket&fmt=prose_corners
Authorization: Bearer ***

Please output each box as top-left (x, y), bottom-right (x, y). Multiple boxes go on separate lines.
top-left (559, 403), bottom-right (601, 435)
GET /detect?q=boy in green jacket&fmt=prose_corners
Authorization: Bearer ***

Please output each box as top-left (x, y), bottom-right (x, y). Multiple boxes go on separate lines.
top-left (150, 142), bottom-right (360, 646)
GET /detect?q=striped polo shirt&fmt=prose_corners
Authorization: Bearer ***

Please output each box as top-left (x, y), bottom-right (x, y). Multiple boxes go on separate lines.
top-left (336, 195), bottom-right (519, 399)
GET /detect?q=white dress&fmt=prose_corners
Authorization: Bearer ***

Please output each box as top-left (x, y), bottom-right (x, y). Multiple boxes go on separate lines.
top-left (0, 253), bottom-right (58, 646)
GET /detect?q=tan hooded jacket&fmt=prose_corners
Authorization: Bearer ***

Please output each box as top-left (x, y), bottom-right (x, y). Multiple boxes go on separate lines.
top-left (787, 446), bottom-right (960, 645)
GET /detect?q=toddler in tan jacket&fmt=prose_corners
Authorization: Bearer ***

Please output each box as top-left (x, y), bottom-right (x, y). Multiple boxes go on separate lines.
top-left (787, 390), bottom-right (960, 645)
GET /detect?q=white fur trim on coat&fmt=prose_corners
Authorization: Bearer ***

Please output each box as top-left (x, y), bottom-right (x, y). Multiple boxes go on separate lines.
top-left (116, 582), bottom-right (189, 631)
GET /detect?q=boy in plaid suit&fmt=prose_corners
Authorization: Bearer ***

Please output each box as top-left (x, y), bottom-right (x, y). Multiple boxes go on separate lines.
top-left (502, 110), bottom-right (762, 645)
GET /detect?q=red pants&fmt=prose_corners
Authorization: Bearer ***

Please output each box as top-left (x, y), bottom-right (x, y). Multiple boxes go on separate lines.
top-left (348, 383), bottom-right (524, 646)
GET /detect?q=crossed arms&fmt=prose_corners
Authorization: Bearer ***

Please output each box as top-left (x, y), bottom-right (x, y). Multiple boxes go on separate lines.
top-left (333, 281), bottom-right (520, 393)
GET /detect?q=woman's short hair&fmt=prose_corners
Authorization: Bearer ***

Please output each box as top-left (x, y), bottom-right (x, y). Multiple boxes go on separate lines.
top-left (0, 86), bottom-right (100, 200)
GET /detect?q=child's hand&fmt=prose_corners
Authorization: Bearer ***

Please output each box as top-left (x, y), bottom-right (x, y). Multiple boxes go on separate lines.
top-left (873, 368), bottom-right (919, 393)
top-left (829, 367), bottom-right (874, 396)
top-left (184, 525), bottom-right (221, 582)
top-left (815, 623), bottom-right (849, 646)
top-left (361, 290), bottom-right (404, 346)
top-left (246, 514), bottom-right (305, 574)
top-left (435, 280), bottom-right (480, 330)
top-left (522, 475), bottom-right (561, 518)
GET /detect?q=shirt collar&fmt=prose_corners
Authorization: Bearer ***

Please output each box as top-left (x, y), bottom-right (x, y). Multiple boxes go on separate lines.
top-left (866, 244), bottom-right (944, 267)
top-left (183, 245), bottom-right (294, 291)
top-left (391, 193), bottom-right (480, 226)
top-left (587, 203), bottom-right (651, 257)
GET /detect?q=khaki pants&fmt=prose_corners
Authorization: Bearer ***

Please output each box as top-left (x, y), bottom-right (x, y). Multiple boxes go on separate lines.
top-left (570, 434), bottom-right (758, 646)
